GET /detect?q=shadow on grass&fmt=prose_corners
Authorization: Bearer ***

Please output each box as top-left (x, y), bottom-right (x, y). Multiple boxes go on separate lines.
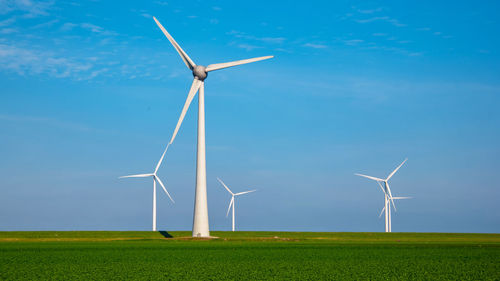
top-left (159, 231), bottom-right (173, 238)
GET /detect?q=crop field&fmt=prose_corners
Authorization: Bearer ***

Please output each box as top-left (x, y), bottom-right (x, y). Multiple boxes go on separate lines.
top-left (0, 231), bottom-right (499, 280)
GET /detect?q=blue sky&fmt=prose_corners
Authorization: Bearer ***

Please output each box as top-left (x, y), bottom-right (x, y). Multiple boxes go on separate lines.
top-left (0, 0), bottom-right (499, 233)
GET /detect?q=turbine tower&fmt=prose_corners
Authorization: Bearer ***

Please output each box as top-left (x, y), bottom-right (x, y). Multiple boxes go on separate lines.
top-left (355, 158), bottom-right (411, 232)
top-left (120, 146), bottom-right (174, 231)
top-left (217, 178), bottom-right (256, 232)
top-left (152, 17), bottom-right (273, 237)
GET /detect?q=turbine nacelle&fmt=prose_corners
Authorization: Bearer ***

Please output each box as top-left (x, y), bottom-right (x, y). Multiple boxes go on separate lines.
top-left (192, 65), bottom-right (207, 81)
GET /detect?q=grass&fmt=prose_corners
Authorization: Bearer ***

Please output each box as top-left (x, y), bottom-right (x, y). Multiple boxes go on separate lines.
top-left (0, 231), bottom-right (499, 280)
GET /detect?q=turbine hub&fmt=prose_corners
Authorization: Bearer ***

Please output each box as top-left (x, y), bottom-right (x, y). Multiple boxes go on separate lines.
top-left (192, 65), bottom-right (207, 81)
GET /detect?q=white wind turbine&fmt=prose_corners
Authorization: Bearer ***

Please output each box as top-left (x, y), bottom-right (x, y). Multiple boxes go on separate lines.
top-left (217, 178), bottom-right (256, 232)
top-left (152, 16), bottom-right (273, 237)
top-left (355, 158), bottom-right (411, 232)
top-left (119, 146), bottom-right (174, 231)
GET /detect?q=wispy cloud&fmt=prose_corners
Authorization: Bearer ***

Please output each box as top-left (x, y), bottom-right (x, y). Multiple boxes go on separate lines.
top-left (416, 27), bottom-right (453, 39)
top-left (60, 22), bottom-right (77, 31)
top-left (228, 30), bottom-right (286, 44)
top-left (0, 27), bottom-right (17, 34)
top-left (236, 43), bottom-right (262, 51)
top-left (303, 43), bottom-right (327, 49)
top-left (0, 114), bottom-right (93, 132)
top-left (0, 17), bottom-right (16, 27)
top-left (355, 16), bottom-right (388, 23)
top-left (343, 39), bottom-right (364, 46)
top-left (355, 16), bottom-right (406, 27)
top-left (154, 1), bottom-right (168, 6)
top-left (362, 44), bottom-right (422, 57)
top-left (32, 19), bottom-right (58, 29)
top-left (60, 22), bottom-right (117, 36)
top-left (0, 0), bottom-right (54, 17)
top-left (0, 43), bottom-right (106, 79)
top-left (81, 23), bottom-right (104, 33)
top-left (356, 7), bottom-right (383, 14)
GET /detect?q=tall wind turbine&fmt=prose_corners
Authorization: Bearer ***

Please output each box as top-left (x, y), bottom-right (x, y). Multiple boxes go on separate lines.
top-left (152, 16), bottom-right (273, 237)
top-left (355, 158), bottom-right (411, 232)
top-left (217, 178), bottom-right (256, 232)
top-left (120, 146), bottom-right (174, 231)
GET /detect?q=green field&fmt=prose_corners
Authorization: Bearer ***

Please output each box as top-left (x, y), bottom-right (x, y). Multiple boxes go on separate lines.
top-left (0, 231), bottom-right (499, 280)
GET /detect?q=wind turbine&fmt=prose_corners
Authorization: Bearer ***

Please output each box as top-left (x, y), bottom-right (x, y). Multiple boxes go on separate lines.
top-left (120, 146), bottom-right (174, 231)
top-left (355, 158), bottom-right (411, 232)
top-left (217, 178), bottom-right (256, 232)
top-left (152, 16), bottom-right (273, 237)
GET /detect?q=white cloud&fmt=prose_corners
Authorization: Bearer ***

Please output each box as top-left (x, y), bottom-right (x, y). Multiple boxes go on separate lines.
top-left (60, 22), bottom-right (117, 36)
top-left (0, 43), bottom-right (104, 79)
top-left (60, 22), bottom-right (77, 31)
top-left (32, 19), bottom-right (58, 29)
top-left (0, 17), bottom-right (16, 27)
top-left (0, 0), bottom-right (54, 17)
top-left (237, 43), bottom-right (262, 51)
top-left (343, 39), bottom-right (364, 46)
top-left (87, 68), bottom-right (108, 80)
top-left (228, 30), bottom-right (286, 45)
top-left (355, 16), bottom-right (406, 27)
top-left (355, 16), bottom-right (389, 23)
top-left (81, 23), bottom-right (104, 33)
top-left (303, 43), bottom-right (327, 49)
top-left (0, 27), bottom-right (17, 34)
top-left (0, 114), bottom-right (93, 132)
top-left (357, 7), bottom-right (383, 14)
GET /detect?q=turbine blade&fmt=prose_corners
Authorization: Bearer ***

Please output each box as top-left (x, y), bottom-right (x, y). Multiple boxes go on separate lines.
top-left (379, 205), bottom-right (386, 218)
top-left (386, 158), bottom-right (407, 181)
top-left (355, 173), bottom-right (384, 182)
top-left (169, 79), bottom-right (202, 145)
top-left (154, 143), bottom-right (170, 174)
top-left (235, 189), bottom-right (257, 196)
top-left (226, 197), bottom-right (234, 217)
top-left (392, 197), bottom-right (412, 200)
top-left (153, 17), bottom-right (196, 70)
top-left (386, 182), bottom-right (396, 212)
top-left (154, 176), bottom-right (175, 203)
top-left (119, 173), bottom-right (153, 178)
top-left (205, 56), bottom-right (273, 72)
top-left (217, 177), bottom-right (234, 195)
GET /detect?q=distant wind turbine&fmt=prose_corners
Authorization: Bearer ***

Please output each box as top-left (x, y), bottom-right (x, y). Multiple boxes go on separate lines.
top-left (355, 158), bottom-right (411, 232)
top-left (217, 178), bottom-right (256, 232)
top-left (120, 146), bottom-right (174, 231)
top-left (152, 16), bottom-right (273, 237)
